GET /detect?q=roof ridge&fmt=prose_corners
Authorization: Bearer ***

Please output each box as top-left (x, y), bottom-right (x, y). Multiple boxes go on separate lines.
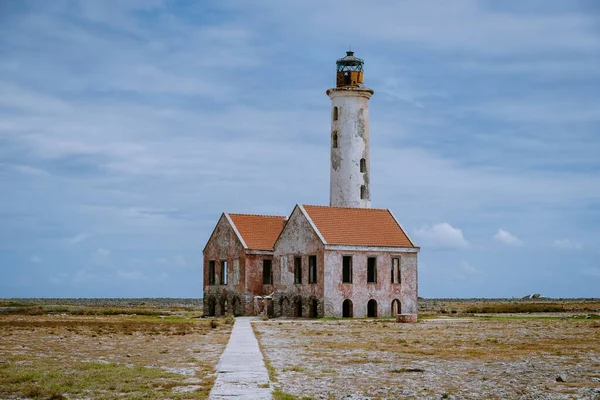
top-left (228, 213), bottom-right (287, 218)
top-left (302, 204), bottom-right (391, 211)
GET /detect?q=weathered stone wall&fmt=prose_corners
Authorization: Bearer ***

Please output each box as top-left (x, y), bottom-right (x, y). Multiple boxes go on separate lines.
top-left (203, 214), bottom-right (261, 316)
top-left (399, 252), bottom-right (418, 315)
top-left (273, 206), bottom-right (325, 317)
top-left (327, 87), bottom-right (373, 208)
top-left (323, 249), bottom-right (418, 318)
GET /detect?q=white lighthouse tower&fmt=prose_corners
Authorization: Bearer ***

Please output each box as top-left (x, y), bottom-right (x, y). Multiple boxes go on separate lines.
top-left (327, 51), bottom-right (374, 208)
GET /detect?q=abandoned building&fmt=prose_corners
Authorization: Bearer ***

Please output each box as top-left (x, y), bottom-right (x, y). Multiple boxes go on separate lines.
top-left (203, 51), bottom-right (419, 318)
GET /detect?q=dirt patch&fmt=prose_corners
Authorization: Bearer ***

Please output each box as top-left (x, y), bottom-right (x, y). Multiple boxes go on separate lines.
top-left (0, 314), bottom-right (232, 399)
top-left (254, 316), bottom-right (600, 399)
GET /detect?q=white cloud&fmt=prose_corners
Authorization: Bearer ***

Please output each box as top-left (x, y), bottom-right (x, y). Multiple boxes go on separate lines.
top-left (73, 268), bottom-right (95, 284)
top-left (66, 233), bottom-right (90, 245)
top-left (493, 229), bottom-right (522, 246)
top-left (413, 223), bottom-right (469, 249)
top-left (553, 238), bottom-right (582, 250)
top-left (157, 254), bottom-right (188, 269)
top-left (461, 260), bottom-right (483, 275)
top-left (91, 248), bottom-right (111, 266)
top-left (50, 272), bottom-right (70, 285)
top-left (117, 270), bottom-right (147, 280)
top-left (29, 255), bottom-right (42, 264)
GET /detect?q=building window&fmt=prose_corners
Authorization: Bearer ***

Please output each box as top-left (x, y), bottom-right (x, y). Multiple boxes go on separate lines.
top-left (294, 256), bottom-right (302, 284)
top-left (332, 132), bottom-right (338, 148)
top-left (263, 259), bottom-right (272, 285)
top-left (309, 255), bottom-right (317, 284)
top-left (360, 185), bottom-right (366, 199)
top-left (342, 256), bottom-right (352, 283)
top-left (220, 260), bottom-right (228, 285)
top-left (209, 260), bottom-right (216, 285)
top-left (367, 257), bottom-right (377, 283)
top-left (391, 257), bottom-right (401, 284)
top-left (333, 106), bottom-right (338, 121)
top-left (360, 158), bottom-right (366, 173)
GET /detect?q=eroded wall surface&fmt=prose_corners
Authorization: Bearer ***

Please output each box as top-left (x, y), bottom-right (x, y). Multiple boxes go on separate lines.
top-left (328, 88), bottom-right (373, 208)
top-left (203, 215), bottom-right (249, 317)
top-left (323, 249), bottom-right (418, 318)
top-left (272, 206), bottom-right (325, 317)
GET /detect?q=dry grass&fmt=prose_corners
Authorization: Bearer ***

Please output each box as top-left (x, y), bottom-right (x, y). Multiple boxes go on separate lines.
top-left (419, 298), bottom-right (600, 316)
top-left (254, 315), bottom-right (600, 399)
top-left (0, 313), bottom-right (232, 399)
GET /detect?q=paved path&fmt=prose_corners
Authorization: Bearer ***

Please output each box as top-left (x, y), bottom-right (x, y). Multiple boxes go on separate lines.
top-left (209, 317), bottom-right (272, 399)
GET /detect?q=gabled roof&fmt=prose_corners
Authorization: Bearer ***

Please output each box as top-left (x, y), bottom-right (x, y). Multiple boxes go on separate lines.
top-left (301, 205), bottom-right (415, 248)
top-left (227, 213), bottom-right (287, 251)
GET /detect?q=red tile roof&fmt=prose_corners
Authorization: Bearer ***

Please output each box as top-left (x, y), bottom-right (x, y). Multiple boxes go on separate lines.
top-left (302, 205), bottom-right (414, 247)
top-left (228, 213), bottom-right (287, 250)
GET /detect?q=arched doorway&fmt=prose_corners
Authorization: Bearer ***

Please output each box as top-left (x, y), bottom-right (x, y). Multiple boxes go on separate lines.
top-left (294, 297), bottom-right (303, 317)
top-left (342, 299), bottom-right (353, 318)
top-left (367, 299), bottom-right (378, 318)
top-left (279, 297), bottom-right (290, 317)
top-left (218, 297), bottom-right (227, 316)
top-left (309, 298), bottom-right (318, 318)
top-left (232, 297), bottom-right (242, 316)
top-left (391, 299), bottom-right (401, 317)
top-left (206, 297), bottom-right (216, 317)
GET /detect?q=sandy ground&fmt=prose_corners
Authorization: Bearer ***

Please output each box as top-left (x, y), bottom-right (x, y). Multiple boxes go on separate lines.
top-left (0, 314), bottom-right (232, 399)
top-left (254, 316), bottom-right (600, 400)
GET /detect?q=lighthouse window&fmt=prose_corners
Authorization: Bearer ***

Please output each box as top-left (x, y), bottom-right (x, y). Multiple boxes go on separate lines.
top-left (333, 107), bottom-right (338, 121)
top-left (360, 185), bottom-right (366, 199)
top-left (360, 158), bottom-right (366, 172)
top-left (332, 132), bottom-right (338, 148)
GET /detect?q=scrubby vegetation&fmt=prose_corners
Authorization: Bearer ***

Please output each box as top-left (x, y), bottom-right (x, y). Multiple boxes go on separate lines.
top-left (0, 299), bottom-right (232, 400)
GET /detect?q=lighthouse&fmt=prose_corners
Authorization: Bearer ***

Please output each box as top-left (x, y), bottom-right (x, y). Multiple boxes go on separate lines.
top-left (327, 51), bottom-right (374, 208)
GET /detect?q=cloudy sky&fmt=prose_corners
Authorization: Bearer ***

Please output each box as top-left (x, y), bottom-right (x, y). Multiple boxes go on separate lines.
top-left (1, 0), bottom-right (599, 298)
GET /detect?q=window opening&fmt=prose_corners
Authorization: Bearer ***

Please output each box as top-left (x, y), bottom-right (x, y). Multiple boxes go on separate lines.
top-left (367, 257), bottom-right (377, 283)
top-left (221, 260), bottom-right (227, 285)
top-left (360, 158), bottom-right (366, 173)
top-left (342, 256), bottom-right (353, 283)
top-left (367, 299), bottom-right (378, 318)
top-left (209, 260), bottom-right (216, 285)
top-left (262, 259), bottom-right (272, 285)
top-left (391, 257), bottom-right (401, 284)
top-left (332, 132), bottom-right (338, 148)
top-left (309, 255), bottom-right (317, 284)
top-left (360, 185), bottom-right (366, 199)
top-left (294, 256), bottom-right (302, 284)
top-left (333, 106), bottom-right (338, 121)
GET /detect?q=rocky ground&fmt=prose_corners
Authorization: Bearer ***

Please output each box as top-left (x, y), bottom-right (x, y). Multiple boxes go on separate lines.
top-left (254, 315), bottom-right (600, 400)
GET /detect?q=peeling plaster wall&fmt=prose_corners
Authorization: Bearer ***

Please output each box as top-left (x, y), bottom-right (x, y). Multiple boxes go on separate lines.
top-left (203, 215), bottom-right (272, 316)
top-left (328, 87), bottom-right (373, 208)
top-left (273, 207), bottom-right (325, 317)
top-left (323, 249), bottom-right (418, 318)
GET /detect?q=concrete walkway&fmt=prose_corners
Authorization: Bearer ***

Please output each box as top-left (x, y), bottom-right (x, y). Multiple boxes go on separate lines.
top-left (209, 317), bottom-right (272, 399)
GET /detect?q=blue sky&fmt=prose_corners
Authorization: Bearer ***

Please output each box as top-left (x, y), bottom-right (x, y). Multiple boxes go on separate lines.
top-left (1, 0), bottom-right (598, 298)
